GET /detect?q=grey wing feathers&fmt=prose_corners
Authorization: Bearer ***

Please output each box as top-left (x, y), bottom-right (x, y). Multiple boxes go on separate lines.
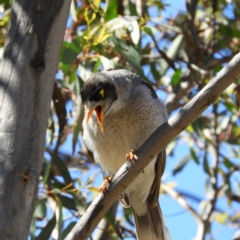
top-left (147, 150), bottom-right (166, 207)
top-left (140, 80), bottom-right (158, 99)
top-left (118, 193), bottom-right (131, 208)
top-left (133, 203), bottom-right (165, 240)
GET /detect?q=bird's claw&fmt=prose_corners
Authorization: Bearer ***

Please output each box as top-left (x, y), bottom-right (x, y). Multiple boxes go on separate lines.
top-left (126, 149), bottom-right (137, 163)
top-left (99, 176), bottom-right (112, 193)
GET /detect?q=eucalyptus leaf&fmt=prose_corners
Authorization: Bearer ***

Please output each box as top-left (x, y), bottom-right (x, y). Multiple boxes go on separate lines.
top-left (173, 154), bottom-right (192, 175)
top-left (35, 214), bottom-right (56, 240)
top-left (34, 198), bottom-right (47, 220)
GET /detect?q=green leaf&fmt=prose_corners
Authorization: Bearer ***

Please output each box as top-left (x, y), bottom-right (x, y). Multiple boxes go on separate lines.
top-left (171, 68), bottom-right (181, 88)
top-left (75, 196), bottom-right (85, 215)
top-left (34, 198), bottom-right (47, 220)
top-left (61, 63), bottom-right (71, 76)
top-left (56, 196), bottom-right (63, 239)
top-left (105, 0), bottom-right (117, 21)
top-left (73, 73), bottom-right (81, 96)
top-left (143, 25), bottom-right (158, 36)
top-left (173, 154), bottom-right (192, 175)
top-left (93, 58), bottom-right (101, 73)
top-left (43, 160), bottom-right (52, 184)
top-left (150, 62), bottom-right (160, 82)
top-left (60, 37), bottom-right (81, 75)
top-left (51, 153), bottom-right (73, 185)
top-left (30, 218), bottom-right (36, 240)
top-left (222, 101), bottom-right (237, 112)
top-left (72, 93), bottom-right (84, 155)
top-left (52, 181), bottom-right (66, 190)
top-left (128, 1), bottom-right (138, 16)
top-left (59, 221), bottom-right (77, 240)
top-left (72, 119), bottom-right (82, 155)
top-left (203, 151), bottom-right (211, 175)
top-left (59, 195), bottom-right (77, 211)
top-left (51, 188), bottom-right (61, 194)
top-left (190, 148), bottom-right (199, 164)
top-left (191, 116), bottom-right (211, 137)
top-left (112, 37), bottom-right (144, 78)
top-left (61, 47), bottom-right (78, 65)
top-left (69, 71), bottom-right (77, 84)
top-left (222, 183), bottom-right (232, 197)
top-left (222, 158), bottom-right (235, 169)
top-left (104, 211), bottom-right (122, 238)
top-left (124, 207), bottom-right (134, 226)
top-left (219, 24), bottom-right (240, 38)
top-left (36, 214), bottom-right (56, 240)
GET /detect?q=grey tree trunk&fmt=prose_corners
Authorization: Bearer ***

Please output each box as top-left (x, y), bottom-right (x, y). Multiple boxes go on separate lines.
top-left (0, 0), bottom-right (71, 239)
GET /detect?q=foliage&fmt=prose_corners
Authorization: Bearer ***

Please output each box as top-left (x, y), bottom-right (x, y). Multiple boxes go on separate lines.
top-left (1, 0), bottom-right (240, 239)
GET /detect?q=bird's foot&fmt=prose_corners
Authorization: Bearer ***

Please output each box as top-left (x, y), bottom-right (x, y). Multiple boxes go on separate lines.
top-left (126, 149), bottom-right (137, 163)
top-left (99, 176), bottom-right (113, 193)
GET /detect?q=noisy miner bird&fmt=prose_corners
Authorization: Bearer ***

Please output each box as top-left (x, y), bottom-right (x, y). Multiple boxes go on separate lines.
top-left (81, 69), bottom-right (171, 240)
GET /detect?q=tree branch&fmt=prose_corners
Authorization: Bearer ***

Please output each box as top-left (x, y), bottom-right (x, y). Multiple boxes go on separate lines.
top-left (65, 52), bottom-right (240, 240)
top-left (161, 183), bottom-right (202, 223)
top-left (93, 201), bottom-right (119, 240)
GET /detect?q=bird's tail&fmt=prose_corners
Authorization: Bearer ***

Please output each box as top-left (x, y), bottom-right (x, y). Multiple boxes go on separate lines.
top-left (133, 203), bottom-right (171, 240)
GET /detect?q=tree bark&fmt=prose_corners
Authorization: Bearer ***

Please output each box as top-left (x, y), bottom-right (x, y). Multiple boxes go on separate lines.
top-left (93, 201), bottom-right (119, 240)
top-left (65, 52), bottom-right (240, 240)
top-left (0, 0), bottom-right (71, 239)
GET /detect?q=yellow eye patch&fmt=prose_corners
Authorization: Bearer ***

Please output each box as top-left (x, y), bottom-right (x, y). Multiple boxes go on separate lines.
top-left (99, 89), bottom-right (104, 98)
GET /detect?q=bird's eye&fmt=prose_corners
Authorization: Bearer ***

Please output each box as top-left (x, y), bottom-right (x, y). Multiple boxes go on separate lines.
top-left (99, 89), bottom-right (104, 98)
top-left (90, 88), bottom-right (105, 102)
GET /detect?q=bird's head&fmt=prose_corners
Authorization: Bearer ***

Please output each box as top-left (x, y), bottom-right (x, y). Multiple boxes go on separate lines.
top-left (80, 72), bottom-right (119, 132)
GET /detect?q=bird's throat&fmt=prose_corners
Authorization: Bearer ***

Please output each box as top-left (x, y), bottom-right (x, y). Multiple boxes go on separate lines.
top-left (86, 105), bottom-right (104, 132)
top-left (95, 105), bottom-right (104, 132)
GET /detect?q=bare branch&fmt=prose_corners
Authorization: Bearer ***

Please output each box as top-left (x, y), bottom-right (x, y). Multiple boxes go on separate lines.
top-left (186, 0), bottom-right (199, 51)
top-left (93, 201), bottom-right (119, 240)
top-left (65, 52), bottom-right (240, 240)
top-left (203, 105), bottom-right (219, 224)
top-left (161, 183), bottom-right (202, 223)
top-left (165, 67), bottom-right (193, 114)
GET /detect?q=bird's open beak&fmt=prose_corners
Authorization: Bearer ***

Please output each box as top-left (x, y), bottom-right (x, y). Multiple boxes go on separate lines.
top-left (85, 105), bottom-right (104, 132)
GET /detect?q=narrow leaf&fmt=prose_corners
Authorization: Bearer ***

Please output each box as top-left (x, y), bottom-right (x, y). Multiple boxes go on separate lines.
top-left (51, 153), bottom-right (73, 185)
top-left (34, 198), bottom-right (47, 220)
top-left (190, 148), bottom-right (200, 164)
top-left (59, 222), bottom-right (77, 240)
top-left (173, 154), bottom-right (192, 175)
top-left (105, 0), bottom-right (117, 21)
top-left (36, 214), bottom-right (56, 240)
top-left (59, 195), bottom-right (77, 211)
top-left (203, 151), bottom-right (211, 175)
top-left (56, 196), bottom-right (63, 239)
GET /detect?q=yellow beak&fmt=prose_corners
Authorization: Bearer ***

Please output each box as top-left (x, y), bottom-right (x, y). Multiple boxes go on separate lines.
top-left (85, 105), bottom-right (104, 132)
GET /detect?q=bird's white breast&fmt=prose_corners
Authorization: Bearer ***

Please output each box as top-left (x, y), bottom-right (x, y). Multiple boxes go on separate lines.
top-left (82, 89), bottom-right (167, 204)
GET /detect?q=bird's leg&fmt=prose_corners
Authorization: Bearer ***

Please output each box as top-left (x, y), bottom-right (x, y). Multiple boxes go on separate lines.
top-left (99, 175), bottom-right (113, 193)
top-left (126, 149), bottom-right (137, 163)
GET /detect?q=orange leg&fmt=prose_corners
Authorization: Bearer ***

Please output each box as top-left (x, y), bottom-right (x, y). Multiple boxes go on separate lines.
top-left (99, 176), bottom-right (113, 193)
top-left (126, 149), bottom-right (137, 162)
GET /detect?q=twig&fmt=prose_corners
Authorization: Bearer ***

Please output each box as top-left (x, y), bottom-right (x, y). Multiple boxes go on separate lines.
top-left (161, 183), bottom-right (202, 224)
top-left (65, 52), bottom-right (240, 240)
top-left (149, 34), bottom-right (176, 71)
